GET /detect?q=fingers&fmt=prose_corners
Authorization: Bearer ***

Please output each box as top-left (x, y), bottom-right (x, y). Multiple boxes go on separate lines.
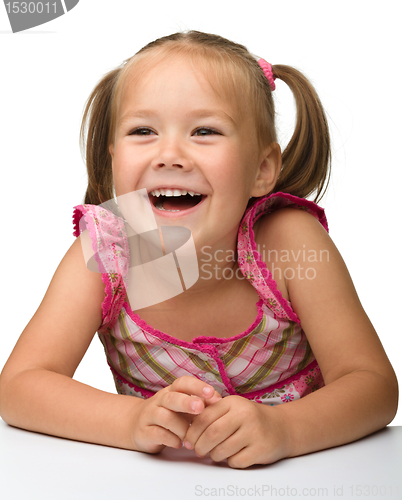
top-left (152, 404), bottom-right (190, 441)
top-left (181, 396), bottom-right (283, 468)
top-left (146, 378), bottom-right (221, 447)
top-left (147, 424), bottom-right (185, 451)
top-left (204, 390), bottom-right (222, 406)
top-left (208, 432), bottom-right (246, 464)
top-left (169, 376), bottom-right (217, 400)
top-left (135, 425), bottom-right (182, 453)
top-left (183, 400), bottom-right (235, 455)
top-left (158, 389), bottom-right (205, 415)
top-left (135, 377), bottom-right (223, 453)
top-left (172, 390), bottom-right (222, 425)
top-left (163, 376), bottom-right (222, 415)
top-left (133, 402), bottom-right (191, 452)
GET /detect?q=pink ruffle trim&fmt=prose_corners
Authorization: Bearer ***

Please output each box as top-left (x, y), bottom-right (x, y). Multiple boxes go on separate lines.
top-left (72, 206), bottom-right (84, 238)
top-left (72, 205), bottom-right (126, 331)
top-left (108, 362), bottom-right (155, 398)
top-left (239, 359), bottom-right (320, 400)
top-left (240, 192), bottom-right (329, 325)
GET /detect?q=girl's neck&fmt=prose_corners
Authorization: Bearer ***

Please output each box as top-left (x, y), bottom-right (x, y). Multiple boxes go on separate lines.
top-left (155, 239), bottom-right (241, 311)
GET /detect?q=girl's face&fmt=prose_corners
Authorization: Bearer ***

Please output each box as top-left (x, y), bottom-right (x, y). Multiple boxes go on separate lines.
top-left (109, 55), bottom-right (279, 252)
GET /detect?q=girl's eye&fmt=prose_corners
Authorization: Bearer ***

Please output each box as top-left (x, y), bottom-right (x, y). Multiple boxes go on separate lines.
top-left (129, 128), bottom-right (155, 136)
top-left (193, 127), bottom-right (221, 137)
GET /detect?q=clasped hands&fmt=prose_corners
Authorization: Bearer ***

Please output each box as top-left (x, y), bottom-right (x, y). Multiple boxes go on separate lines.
top-left (130, 375), bottom-right (289, 468)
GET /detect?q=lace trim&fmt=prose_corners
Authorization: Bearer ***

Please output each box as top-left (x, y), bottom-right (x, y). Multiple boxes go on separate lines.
top-left (239, 192), bottom-right (329, 325)
top-left (72, 206), bottom-right (83, 238)
top-left (210, 348), bottom-right (238, 395)
top-left (100, 274), bottom-right (113, 327)
top-left (252, 192), bottom-right (328, 232)
top-left (247, 206), bottom-right (301, 324)
top-left (108, 362), bottom-right (155, 398)
top-left (72, 205), bottom-right (126, 332)
top-left (238, 359), bottom-right (320, 399)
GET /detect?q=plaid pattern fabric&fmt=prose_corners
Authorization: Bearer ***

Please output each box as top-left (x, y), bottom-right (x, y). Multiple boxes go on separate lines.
top-left (98, 301), bottom-right (319, 402)
top-left (75, 193), bottom-right (327, 405)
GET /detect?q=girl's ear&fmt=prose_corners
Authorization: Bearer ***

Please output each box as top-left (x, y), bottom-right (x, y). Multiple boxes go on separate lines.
top-left (250, 143), bottom-right (282, 198)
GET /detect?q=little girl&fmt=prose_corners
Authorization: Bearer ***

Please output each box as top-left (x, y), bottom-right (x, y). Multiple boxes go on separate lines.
top-left (0, 31), bottom-right (398, 469)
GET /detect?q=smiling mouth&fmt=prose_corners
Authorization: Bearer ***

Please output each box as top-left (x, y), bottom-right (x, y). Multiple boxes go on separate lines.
top-left (148, 188), bottom-right (205, 212)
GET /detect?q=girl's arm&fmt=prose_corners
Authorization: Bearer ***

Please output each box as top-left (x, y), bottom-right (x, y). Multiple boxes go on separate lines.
top-left (257, 208), bottom-right (399, 455)
top-left (0, 238), bottom-right (216, 451)
top-left (0, 238), bottom-right (140, 449)
top-left (184, 208), bottom-right (398, 468)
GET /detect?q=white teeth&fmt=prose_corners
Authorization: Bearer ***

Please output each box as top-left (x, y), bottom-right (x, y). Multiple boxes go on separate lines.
top-left (149, 188), bottom-right (203, 197)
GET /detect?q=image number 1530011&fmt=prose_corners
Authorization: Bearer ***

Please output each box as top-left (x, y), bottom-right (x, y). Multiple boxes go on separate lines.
top-left (3, 0), bottom-right (79, 32)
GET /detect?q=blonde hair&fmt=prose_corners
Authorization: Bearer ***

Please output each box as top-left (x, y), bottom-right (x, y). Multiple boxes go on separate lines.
top-left (80, 30), bottom-right (331, 205)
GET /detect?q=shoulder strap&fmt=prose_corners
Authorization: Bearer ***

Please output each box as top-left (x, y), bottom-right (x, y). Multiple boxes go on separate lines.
top-left (252, 192), bottom-right (328, 232)
top-left (73, 204), bottom-right (129, 332)
top-left (237, 192), bottom-right (328, 324)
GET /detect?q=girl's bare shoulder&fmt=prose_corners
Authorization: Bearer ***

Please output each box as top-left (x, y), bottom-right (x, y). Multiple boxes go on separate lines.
top-left (253, 208), bottom-right (329, 301)
top-left (253, 207), bottom-right (328, 250)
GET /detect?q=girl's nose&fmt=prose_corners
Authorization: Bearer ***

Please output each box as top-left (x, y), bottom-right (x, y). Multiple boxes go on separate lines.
top-left (151, 137), bottom-right (193, 171)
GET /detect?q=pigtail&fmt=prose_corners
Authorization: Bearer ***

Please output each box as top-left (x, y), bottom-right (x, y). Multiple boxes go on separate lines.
top-left (272, 65), bottom-right (331, 203)
top-left (80, 68), bottom-right (121, 205)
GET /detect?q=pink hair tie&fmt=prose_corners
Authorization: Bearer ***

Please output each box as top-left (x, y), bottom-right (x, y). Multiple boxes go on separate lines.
top-left (258, 58), bottom-right (276, 91)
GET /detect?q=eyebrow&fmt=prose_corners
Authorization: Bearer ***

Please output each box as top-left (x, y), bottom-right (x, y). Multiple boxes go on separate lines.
top-left (118, 108), bottom-right (236, 127)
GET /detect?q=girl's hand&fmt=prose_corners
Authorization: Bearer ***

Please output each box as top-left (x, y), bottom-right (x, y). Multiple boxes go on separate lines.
top-left (129, 376), bottom-right (221, 454)
top-left (183, 395), bottom-right (290, 468)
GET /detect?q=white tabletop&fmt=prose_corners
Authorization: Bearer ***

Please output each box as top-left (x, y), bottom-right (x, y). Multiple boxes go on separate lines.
top-left (0, 420), bottom-right (401, 500)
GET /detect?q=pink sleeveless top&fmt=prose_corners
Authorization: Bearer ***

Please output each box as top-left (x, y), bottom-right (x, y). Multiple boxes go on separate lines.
top-left (73, 192), bottom-right (328, 405)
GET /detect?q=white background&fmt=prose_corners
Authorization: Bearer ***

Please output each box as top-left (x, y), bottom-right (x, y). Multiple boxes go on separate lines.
top-left (0, 0), bottom-right (400, 427)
